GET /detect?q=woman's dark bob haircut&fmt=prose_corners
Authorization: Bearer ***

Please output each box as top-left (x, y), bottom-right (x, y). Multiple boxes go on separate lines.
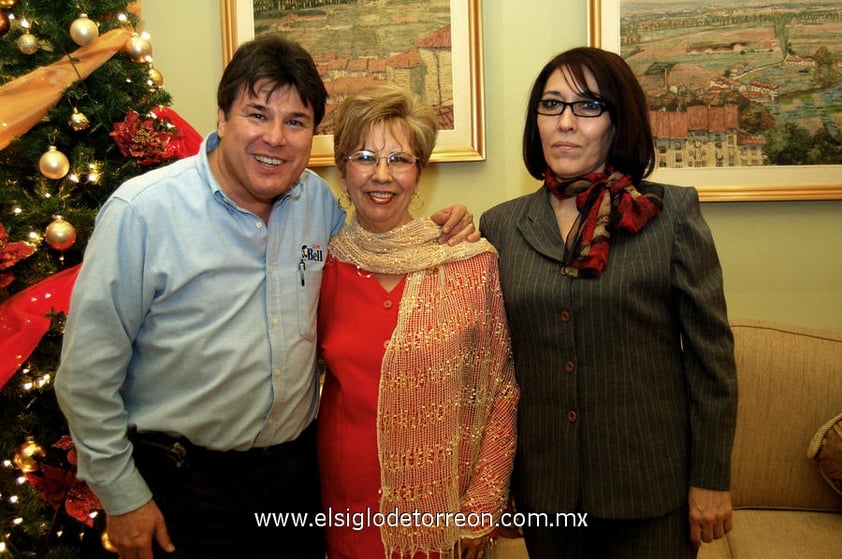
top-left (523, 47), bottom-right (655, 184)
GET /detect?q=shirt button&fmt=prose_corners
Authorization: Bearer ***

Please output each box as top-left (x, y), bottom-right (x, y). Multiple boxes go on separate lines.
top-left (255, 221), bottom-right (263, 229)
top-left (560, 310), bottom-right (571, 322)
top-left (383, 299), bottom-right (393, 309)
top-left (567, 411), bottom-right (577, 423)
top-left (565, 360), bottom-right (575, 373)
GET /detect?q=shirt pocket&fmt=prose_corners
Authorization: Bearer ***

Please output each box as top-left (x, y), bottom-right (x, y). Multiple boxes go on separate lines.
top-left (297, 267), bottom-right (323, 341)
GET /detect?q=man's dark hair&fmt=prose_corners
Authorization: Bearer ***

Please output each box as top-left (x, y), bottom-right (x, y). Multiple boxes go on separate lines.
top-left (217, 33), bottom-right (328, 129)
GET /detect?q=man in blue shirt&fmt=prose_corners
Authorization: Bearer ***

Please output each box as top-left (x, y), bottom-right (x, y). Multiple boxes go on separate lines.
top-left (55, 34), bottom-right (475, 559)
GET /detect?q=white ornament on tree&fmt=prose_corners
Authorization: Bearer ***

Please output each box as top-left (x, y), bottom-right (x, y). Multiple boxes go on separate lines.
top-left (125, 32), bottom-right (152, 63)
top-left (45, 216), bottom-right (77, 251)
top-left (39, 146), bottom-right (70, 179)
top-left (70, 13), bottom-right (99, 46)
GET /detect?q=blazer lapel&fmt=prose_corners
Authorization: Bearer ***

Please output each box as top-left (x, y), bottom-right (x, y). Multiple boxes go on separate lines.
top-left (517, 189), bottom-right (566, 263)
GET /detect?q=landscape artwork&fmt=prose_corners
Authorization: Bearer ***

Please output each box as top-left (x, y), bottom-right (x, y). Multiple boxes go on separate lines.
top-left (223, 0), bottom-right (484, 165)
top-left (603, 0), bottom-right (842, 172)
top-left (251, 0), bottom-right (454, 136)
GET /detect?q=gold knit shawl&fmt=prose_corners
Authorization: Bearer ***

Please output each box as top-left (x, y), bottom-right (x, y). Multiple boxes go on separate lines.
top-left (328, 217), bottom-right (495, 274)
top-left (329, 218), bottom-right (518, 557)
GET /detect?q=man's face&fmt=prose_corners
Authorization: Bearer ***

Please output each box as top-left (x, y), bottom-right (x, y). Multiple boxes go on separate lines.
top-left (212, 79), bottom-right (315, 218)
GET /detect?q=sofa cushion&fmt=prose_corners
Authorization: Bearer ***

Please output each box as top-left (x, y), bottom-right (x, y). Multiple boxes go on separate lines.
top-left (697, 509), bottom-right (842, 559)
top-left (808, 412), bottom-right (842, 496)
top-left (728, 321), bottom-right (842, 511)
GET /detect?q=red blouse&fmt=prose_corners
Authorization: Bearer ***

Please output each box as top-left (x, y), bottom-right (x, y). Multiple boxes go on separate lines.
top-left (317, 256), bottom-right (408, 558)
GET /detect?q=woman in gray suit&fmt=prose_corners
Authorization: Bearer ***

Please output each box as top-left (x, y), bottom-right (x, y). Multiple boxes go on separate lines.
top-left (480, 47), bottom-right (738, 558)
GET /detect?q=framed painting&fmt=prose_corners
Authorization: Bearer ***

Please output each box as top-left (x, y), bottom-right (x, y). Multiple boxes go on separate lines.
top-left (220, 0), bottom-right (485, 167)
top-left (589, 0), bottom-right (842, 201)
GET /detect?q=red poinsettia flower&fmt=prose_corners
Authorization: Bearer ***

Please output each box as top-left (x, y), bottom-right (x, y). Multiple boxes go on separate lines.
top-left (110, 110), bottom-right (183, 166)
top-left (24, 435), bottom-right (102, 527)
top-left (0, 222), bottom-right (36, 289)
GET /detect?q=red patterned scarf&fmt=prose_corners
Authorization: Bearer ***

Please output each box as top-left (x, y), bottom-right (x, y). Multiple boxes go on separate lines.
top-left (545, 166), bottom-right (663, 278)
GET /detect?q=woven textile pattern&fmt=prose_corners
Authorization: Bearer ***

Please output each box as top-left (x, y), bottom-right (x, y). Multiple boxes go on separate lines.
top-left (329, 218), bottom-right (519, 557)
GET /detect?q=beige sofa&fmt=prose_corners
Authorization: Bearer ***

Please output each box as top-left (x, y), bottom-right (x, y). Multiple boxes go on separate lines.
top-left (494, 320), bottom-right (842, 559)
top-left (699, 320), bottom-right (842, 559)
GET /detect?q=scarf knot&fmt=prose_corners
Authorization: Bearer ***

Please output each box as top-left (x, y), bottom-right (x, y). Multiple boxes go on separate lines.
top-left (545, 166), bottom-right (663, 277)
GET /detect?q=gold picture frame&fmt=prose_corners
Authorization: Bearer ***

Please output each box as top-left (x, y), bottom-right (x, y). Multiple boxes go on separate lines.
top-left (220, 0), bottom-right (485, 167)
top-left (589, 0), bottom-right (842, 202)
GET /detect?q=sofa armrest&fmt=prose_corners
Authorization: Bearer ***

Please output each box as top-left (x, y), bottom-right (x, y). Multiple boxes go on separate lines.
top-left (727, 320), bottom-right (842, 511)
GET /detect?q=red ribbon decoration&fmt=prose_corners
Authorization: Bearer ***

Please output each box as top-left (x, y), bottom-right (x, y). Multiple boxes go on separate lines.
top-left (0, 265), bottom-right (80, 388)
top-left (150, 106), bottom-right (203, 159)
top-left (0, 108), bottom-right (201, 388)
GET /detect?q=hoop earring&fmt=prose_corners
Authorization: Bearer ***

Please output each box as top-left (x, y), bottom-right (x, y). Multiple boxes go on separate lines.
top-left (410, 192), bottom-right (424, 212)
top-left (338, 191), bottom-right (353, 210)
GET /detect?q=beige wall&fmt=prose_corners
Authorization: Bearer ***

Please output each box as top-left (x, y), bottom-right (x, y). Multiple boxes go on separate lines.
top-left (142, 0), bottom-right (842, 331)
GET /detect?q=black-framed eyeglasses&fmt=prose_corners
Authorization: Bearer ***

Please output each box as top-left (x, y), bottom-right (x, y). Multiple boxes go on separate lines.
top-left (536, 99), bottom-right (607, 118)
top-left (345, 150), bottom-right (419, 172)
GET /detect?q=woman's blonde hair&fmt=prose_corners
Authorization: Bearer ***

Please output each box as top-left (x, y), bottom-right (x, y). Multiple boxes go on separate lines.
top-left (333, 83), bottom-right (438, 175)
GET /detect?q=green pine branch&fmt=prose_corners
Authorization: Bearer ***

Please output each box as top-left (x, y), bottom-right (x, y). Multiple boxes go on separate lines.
top-left (1, 2), bottom-right (183, 556)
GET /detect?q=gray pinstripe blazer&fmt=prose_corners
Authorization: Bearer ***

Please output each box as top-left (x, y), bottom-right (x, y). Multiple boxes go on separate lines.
top-left (480, 183), bottom-right (738, 519)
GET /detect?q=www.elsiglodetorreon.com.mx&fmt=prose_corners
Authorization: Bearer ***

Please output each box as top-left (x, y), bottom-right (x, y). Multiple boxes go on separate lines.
top-left (254, 508), bottom-right (589, 531)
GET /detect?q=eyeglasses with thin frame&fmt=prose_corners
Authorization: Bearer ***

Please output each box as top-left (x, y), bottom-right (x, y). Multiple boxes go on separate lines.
top-left (536, 99), bottom-right (607, 118)
top-left (345, 150), bottom-right (419, 172)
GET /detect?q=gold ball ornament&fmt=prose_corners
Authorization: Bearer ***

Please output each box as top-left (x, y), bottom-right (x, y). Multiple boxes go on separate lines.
top-left (68, 108), bottom-right (91, 131)
top-left (125, 33), bottom-right (152, 62)
top-left (147, 66), bottom-right (164, 89)
top-left (39, 146), bottom-right (70, 179)
top-left (45, 217), bottom-right (77, 250)
top-left (17, 32), bottom-right (40, 55)
top-left (0, 12), bottom-right (10, 38)
top-left (13, 437), bottom-right (45, 473)
top-left (70, 14), bottom-right (99, 46)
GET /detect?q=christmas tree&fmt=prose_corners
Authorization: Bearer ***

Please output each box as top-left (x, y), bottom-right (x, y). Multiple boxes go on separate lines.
top-left (0, 1), bottom-right (199, 557)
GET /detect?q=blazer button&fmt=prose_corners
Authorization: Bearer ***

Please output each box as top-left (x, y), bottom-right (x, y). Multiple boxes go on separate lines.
top-left (567, 411), bottom-right (577, 423)
top-left (564, 360), bottom-right (575, 373)
top-left (560, 310), bottom-right (571, 322)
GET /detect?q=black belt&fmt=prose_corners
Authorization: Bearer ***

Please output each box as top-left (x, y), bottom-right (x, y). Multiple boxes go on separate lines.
top-left (128, 422), bottom-right (315, 469)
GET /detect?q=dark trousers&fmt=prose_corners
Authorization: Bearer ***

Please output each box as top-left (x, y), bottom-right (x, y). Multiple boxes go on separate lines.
top-left (521, 504), bottom-right (697, 559)
top-left (131, 423), bottom-right (325, 558)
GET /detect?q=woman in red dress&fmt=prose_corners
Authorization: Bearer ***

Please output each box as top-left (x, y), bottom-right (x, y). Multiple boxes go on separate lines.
top-left (317, 83), bottom-right (519, 559)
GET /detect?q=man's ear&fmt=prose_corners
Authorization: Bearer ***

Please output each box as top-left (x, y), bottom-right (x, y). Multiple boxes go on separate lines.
top-left (217, 108), bottom-right (227, 137)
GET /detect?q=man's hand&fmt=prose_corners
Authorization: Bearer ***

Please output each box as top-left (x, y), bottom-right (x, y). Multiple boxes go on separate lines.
top-left (106, 499), bottom-right (175, 559)
top-left (688, 486), bottom-right (733, 548)
top-left (459, 534), bottom-right (491, 559)
top-left (430, 205), bottom-right (480, 245)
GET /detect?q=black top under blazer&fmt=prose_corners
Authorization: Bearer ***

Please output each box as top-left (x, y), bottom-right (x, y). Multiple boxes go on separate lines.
top-left (480, 183), bottom-right (738, 519)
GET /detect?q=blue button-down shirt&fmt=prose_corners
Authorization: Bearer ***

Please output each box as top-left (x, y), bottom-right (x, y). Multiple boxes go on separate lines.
top-left (55, 132), bottom-right (345, 514)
